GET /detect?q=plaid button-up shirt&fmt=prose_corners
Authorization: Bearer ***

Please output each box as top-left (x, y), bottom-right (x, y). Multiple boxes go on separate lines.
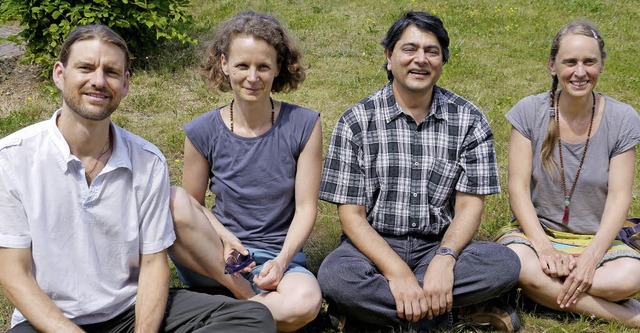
top-left (320, 84), bottom-right (500, 236)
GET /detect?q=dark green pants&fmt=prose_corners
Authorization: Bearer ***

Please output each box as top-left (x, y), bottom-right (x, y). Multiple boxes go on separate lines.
top-left (9, 289), bottom-right (275, 333)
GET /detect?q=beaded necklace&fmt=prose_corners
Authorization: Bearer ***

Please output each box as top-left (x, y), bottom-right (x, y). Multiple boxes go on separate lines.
top-left (555, 90), bottom-right (596, 224)
top-left (229, 98), bottom-right (275, 132)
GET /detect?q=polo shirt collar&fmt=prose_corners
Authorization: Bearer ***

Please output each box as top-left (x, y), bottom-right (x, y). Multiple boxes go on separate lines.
top-left (382, 84), bottom-right (448, 124)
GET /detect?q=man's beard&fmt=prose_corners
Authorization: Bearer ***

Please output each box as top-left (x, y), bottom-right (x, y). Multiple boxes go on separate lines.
top-left (62, 93), bottom-right (117, 121)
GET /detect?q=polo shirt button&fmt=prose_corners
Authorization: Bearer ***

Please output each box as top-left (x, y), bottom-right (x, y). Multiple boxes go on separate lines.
top-left (412, 193), bottom-right (418, 197)
top-left (414, 161), bottom-right (419, 166)
top-left (411, 223), bottom-right (417, 227)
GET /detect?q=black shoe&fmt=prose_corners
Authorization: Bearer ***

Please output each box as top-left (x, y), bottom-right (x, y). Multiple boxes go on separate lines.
top-left (407, 311), bottom-right (454, 332)
top-left (456, 298), bottom-right (521, 332)
top-left (299, 305), bottom-right (346, 332)
top-left (328, 312), bottom-right (347, 331)
top-left (324, 301), bottom-right (347, 332)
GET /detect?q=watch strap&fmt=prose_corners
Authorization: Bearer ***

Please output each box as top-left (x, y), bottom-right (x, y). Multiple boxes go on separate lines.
top-left (436, 247), bottom-right (458, 260)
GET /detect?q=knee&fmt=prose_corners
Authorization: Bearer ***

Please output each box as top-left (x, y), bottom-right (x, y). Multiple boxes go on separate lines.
top-left (303, 284), bottom-right (323, 317)
top-left (269, 278), bottom-right (322, 332)
top-left (498, 246), bottom-right (522, 286)
top-left (317, 252), bottom-right (355, 297)
top-left (319, 259), bottom-right (380, 312)
top-left (516, 265), bottom-right (546, 293)
top-left (317, 252), bottom-right (341, 292)
top-left (169, 186), bottom-right (197, 229)
top-left (511, 253), bottom-right (547, 293)
top-left (501, 244), bottom-right (522, 268)
top-left (597, 268), bottom-right (640, 302)
top-left (475, 243), bottom-right (521, 289)
top-left (285, 284), bottom-right (323, 326)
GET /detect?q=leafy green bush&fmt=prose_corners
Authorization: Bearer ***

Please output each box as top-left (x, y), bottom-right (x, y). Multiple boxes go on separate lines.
top-left (0, 0), bottom-right (196, 77)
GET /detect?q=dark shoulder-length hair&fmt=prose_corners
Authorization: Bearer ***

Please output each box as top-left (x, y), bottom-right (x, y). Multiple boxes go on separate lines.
top-left (381, 11), bottom-right (450, 81)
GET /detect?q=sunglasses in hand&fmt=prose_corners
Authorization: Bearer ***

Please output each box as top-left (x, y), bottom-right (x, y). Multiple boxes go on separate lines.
top-left (224, 250), bottom-right (254, 274)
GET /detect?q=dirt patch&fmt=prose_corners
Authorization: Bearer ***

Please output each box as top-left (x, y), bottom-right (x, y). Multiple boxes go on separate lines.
top-left (0, 64), bottom-right (43, 116)
top-left (0, 24), bottom-right (43, 117)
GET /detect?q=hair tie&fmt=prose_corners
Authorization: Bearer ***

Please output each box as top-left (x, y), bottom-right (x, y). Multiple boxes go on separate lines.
top-left (591, 30), bottom-right (598, 40)
top-left (549, 106), bottom-right (555, 117)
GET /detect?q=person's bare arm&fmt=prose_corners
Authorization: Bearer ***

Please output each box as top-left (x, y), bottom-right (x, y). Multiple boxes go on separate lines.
top-left (134, 250), bottom-right (170, 333)
top-left (182, 137), bottom-right (244, 251)
top-left (0, 247), bottom-right (84, 333)
top-left (422, 192), bottom-right (484, 319)
top-left (509, 127), bottom-right (575, 278)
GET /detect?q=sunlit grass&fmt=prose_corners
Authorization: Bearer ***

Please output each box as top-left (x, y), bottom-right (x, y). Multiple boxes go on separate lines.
top-left (1, 0), bottom-right (639, 331)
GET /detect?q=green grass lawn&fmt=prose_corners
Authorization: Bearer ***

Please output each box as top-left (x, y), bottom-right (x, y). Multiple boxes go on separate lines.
top-left (1, 0), bottom-right (640, 331)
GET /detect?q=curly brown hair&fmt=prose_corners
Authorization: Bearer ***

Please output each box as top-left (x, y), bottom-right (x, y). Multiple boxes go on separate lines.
top-left (201, 11), bottom-right (305, 93)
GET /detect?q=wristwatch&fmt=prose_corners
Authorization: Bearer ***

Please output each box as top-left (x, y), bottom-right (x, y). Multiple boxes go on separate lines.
top-left (435, 247), bottom-right (458, 260)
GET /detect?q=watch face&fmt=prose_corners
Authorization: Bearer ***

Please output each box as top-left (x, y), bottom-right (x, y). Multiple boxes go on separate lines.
top-left (436, 247), bottom-right (457, 259)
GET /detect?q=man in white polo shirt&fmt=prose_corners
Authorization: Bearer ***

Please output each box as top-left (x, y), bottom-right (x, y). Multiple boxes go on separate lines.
top-left (0, 24), bottom-right (275, 332)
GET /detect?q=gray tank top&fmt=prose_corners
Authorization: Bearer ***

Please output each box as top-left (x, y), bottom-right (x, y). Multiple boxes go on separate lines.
top-left (506, 92), bottom-right (640, 234)
top-left (184, 102), bottom-right (319, 252)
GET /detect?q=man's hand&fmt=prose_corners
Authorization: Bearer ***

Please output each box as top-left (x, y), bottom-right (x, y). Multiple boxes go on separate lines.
top-left (388, 273), bottom-right (428, 322)
top-left (422, 255), bottom-right (455, 319)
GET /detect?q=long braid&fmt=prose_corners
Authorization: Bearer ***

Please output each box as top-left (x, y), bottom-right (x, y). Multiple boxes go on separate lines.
top-left (549, 77), bottom-right (558, 109)
top-left (541, 76), bottom-right (560, 177)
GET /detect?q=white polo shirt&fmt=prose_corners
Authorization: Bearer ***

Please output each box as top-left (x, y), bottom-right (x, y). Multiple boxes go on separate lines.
top-left (0, 110), bottom-right (176, 327)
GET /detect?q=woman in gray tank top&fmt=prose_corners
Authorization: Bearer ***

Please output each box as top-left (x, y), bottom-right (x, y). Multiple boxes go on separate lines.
top-left (166, 11), bottom-right (323, 332)
top-left (497, 20), bottom-right (640, 327)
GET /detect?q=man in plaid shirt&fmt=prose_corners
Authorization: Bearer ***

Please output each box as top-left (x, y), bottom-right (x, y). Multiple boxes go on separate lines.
top-left (317, 11), bottom-right (521, 332)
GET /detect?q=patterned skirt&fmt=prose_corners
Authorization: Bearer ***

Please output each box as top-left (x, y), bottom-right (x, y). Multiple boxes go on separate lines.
top-left (496, 226), bottom-right (640, 267)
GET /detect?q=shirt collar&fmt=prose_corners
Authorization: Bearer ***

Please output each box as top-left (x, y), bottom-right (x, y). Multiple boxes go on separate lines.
top-left (48, 110), bottom-right (73, 173)
top-left (47, 110), bottom-right (132, 173)
top-left (381, 84), bottom-right (403, 123)
top-left (429, 86), bottom-right (448, 121)
top-left (105, 124), bottom-right (132, 172)
top-left (382, 83), bottom-right (449, 124)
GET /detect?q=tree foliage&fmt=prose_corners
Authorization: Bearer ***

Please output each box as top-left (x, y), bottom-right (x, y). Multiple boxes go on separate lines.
top-left (0, 0), bottom-right (196, 77)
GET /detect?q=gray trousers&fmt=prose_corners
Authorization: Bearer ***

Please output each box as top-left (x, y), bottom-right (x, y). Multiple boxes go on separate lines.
top-left (317, 235), bottom-right (521, 329)
top-left (9, 289), bottom-right (275, 333)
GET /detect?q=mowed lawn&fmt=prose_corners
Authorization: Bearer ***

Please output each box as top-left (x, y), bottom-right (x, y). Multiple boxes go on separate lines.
top-left (1, 0), bottom-right (639, 332)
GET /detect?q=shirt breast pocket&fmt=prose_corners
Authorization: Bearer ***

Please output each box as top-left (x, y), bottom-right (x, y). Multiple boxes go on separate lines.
top-left (426, 158), bottom-right (461, 207)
